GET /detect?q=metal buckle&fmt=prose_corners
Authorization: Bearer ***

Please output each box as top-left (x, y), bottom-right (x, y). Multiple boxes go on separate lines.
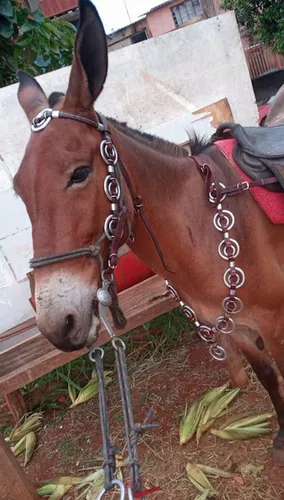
top-left (237, 181), bottom-right (250, 191)
top-left (31, 108), bottom-right (53, 132)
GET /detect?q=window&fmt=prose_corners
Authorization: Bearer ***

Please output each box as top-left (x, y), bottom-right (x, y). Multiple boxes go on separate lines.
top-left (171, 0), bottom-right (202, 27)
top-left (130, 30), bottom-right (148, 44)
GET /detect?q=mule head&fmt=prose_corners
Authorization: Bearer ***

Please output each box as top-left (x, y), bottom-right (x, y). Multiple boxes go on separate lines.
top-left (15, 0), bottom-right (111, 351)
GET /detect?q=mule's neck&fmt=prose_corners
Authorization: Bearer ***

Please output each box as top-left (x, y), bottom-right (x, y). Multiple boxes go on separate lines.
top-left (109, 124), bottom-right (211, 279)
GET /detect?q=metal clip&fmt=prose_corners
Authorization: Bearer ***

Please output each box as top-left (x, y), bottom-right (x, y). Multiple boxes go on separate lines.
top-left (97, 479), bottom-right (125, 499)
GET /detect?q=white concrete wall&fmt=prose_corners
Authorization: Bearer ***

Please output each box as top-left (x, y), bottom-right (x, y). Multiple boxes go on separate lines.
top-left (0, 12), bottom-right (258, 334)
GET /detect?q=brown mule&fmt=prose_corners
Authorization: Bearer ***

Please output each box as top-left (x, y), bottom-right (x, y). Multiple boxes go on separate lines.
top-left (15, 0), bottom-right (284, 464)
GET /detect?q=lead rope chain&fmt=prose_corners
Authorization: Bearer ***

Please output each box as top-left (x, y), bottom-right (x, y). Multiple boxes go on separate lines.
top-left (89, 275), bottom-right (159, 499)
top-left (166, 178), bottom-right (245, 361)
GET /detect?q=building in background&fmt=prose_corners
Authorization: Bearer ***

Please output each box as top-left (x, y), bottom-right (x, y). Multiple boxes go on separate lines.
top-left (24, 0), bottom-right (284, 79)
top-left (24, 0), bottom-right (221, 50)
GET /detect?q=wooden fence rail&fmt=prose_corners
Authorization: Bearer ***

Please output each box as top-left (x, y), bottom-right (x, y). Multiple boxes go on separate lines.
top-left (245, 44), bottom-right (284, 80)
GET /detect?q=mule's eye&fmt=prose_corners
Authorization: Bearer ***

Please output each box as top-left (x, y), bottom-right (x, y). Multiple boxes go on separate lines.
top-left (68, 166), bottom-right (92, 187)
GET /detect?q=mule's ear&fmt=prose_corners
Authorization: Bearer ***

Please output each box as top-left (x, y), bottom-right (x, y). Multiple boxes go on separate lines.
top-left (64, 0), bottom-right (108, 110)
top-left (17, 70), bottom-right (48, 122)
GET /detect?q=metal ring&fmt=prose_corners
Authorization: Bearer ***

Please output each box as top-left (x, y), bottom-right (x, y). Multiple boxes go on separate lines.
top-left (127, 488), bottom-right (134, 500)
top-left (213, 210), bottom-right (235, 232)
top-left (181, 304), bottom-right (197, 322)
top-left (112, 337), bottom-right (126, 351)
top-left (218, 238), bottom-right (240, 260)
top-left (97, 479), bottom-right (125, 499)
top-left (100, 140), bottom-right (118, 165)
top-left (101, 270), bottom-right (114, 283)
top-left (198, 326), bottom-right (215, 342)
top-left (209, 343), bottom-right (227, 361)
top-left (165, 281), bottom-right (180, 302)
top-left (222, 296), bottom-right (243, 314)
top-left (223, 267), bottom-right (245, 289)
top-left (31, 108), bottom-right (52, 132)
top-left (104, 175), bottom-right (121, 202)
top-left (208, 182), bottom-right (226, 204)
top-left (88, 347), bottom-right (104, 362)
top-left (215, 315), bottom-right (235, 334)
top-left (104, 214), bottom-right (119, 240)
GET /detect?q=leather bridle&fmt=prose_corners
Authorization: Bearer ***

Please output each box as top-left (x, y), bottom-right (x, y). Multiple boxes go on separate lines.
top-left (29, 107), bottom-right (172, 329)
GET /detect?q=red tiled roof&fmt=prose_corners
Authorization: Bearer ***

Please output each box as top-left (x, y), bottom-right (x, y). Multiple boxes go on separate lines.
top-left (40, 0), bottom-right (78, 18)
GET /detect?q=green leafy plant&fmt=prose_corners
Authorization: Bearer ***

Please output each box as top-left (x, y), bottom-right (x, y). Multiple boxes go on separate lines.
top-left (221, 0), bottom-right (284, 55)
top-left (0, 0), bottom-right (76, 87)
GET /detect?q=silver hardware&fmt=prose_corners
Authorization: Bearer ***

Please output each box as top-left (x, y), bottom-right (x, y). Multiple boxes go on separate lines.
top-left (51, 110), bottom-right (60, 118)
top-left (215, 315), bottom-right (235, 334)
top-left (104, 214), bottom-right (119, 240)
top-left (209, 343), bottom-right (227, 361)
top-left (88, 347), bottom-right (104, 362)
top-left (223, 267), bottom-right (245, 289)
top-left (208, 182), bottom-right (226, 204)
top-left (181, 304), bottom-right (197, 322)
top-left (218, 238), bottom-right (240, 260)
top-left (222, 296), bottom-right (243, 314)
top-left (165, 280), bottom-right (180, 302)
top-left (112, 337), bottom-right (126, 351)
top-left (100, 140), bottom-right (118, 165)
top-left (104, 175), bottom-right (121, 201)
top-left (97, 479), bottom-right (125, 499)
top-left (213, 209), bottom-right (235, 232)
top-left (237, 181), bottom-right (249, 191)
top-left (97, 287), bottom-right (112, 307)
top-left (198, 326), bottom-right (215, 342)
top-left (31, 108), bottom-right (53, 132)
top-left (127, 488), bottom-right (134, 500)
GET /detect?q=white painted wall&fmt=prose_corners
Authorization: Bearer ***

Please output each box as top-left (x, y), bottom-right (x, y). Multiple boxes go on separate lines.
top-left (0, 12), bottom-right (258, 334)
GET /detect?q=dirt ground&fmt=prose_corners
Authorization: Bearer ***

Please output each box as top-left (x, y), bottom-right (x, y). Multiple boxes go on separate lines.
top-left (1, 332), bottom-right (284, 499)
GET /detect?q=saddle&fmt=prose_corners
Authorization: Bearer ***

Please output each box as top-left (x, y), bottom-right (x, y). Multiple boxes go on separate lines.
top-left (212, 122), bottom-right (284, 192)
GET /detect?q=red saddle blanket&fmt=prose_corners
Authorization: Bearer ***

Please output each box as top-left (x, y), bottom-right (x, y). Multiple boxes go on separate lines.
top-left (216, 139), bottom-right (284, 224)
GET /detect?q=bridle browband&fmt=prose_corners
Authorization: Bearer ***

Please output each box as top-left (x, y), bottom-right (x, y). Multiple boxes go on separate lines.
top-left (29, 107), bottom-right (172, 275)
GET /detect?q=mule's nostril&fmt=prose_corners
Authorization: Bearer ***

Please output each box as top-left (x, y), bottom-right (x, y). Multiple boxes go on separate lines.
top-left (64, 314), bottom-right (75, 336)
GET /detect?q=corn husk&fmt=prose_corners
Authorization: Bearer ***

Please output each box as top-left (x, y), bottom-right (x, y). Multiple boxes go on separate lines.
top-left (11, 435), bottom-right (27, 457)
top-left (180, 385), bottom-right (228, 445)
top-left (211, 426), bottom-right (272, 440)
top-left (180, 401), bottom-right (200, 445)
top-left (37, 484), bottom-right (72, 499)
top-left (223, 413), bottom-right (273, 429)
top-left (68, 383), bottom-right (77, 405)
top-left (75, 469), bottom-right (105, 500)
top-left (37, 476), bottom-right (82, 498)
top-left (24, 431), bottom-right (37, 466)
top-left (196, 463), bottom-right (234, 478)
top-left (207, 388), bottom-right (240, 420)
top-left (5, 412), bottom-right (43, 444)
top-left (186, 463), bottom-right (217, 496)
top-left (212, 412), bottom-right (273, 440)
top-left (69, 373), bottom-right (112, 408)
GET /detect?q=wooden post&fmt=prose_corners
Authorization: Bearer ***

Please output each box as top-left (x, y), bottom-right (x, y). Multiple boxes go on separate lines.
top-left (0, 434), bottom-right (39, 499)
top-left (5, 390), bottom-right (27, 422)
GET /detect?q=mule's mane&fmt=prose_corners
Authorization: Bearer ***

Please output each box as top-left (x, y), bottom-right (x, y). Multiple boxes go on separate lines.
top-left (48, 92), bottom-right (212, 157)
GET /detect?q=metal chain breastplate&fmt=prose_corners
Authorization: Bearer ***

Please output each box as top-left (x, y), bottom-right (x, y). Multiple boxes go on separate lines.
top-left (166, 173), bottom-right (245, 361)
